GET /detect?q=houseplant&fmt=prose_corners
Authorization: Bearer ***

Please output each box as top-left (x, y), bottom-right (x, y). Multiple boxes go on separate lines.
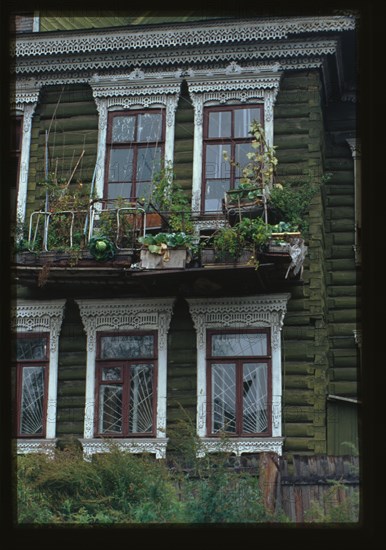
top-left (138, 231), bottom-right (193, 269)
top-left (145, 163), bottom-right (193, 233)
top-left (223, 121), bottom-right (279, 224)
top-left (201, 217), bottom-right (273, 268)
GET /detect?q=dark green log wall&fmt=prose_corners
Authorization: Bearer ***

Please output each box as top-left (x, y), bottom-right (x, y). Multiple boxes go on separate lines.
top-left (56, 299), bottom-right (87, 438)
top-left (20, 72), bottom-right (359, 454)
top-left (27, 84), bottom-right (98, 220)
top-left (323, 102), bottom-right (359, 454)
top-left (276, 71), bottom-right (330, 454)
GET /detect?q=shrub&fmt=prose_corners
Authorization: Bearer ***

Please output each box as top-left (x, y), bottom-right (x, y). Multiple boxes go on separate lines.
top-left (183, 470), bottom-right (271, 523)
top-left (15, 446), bottom-right (184, 524)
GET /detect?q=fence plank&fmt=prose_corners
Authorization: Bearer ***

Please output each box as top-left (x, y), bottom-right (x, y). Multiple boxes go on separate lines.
top-left (278, 455), bottom-right (359, 521)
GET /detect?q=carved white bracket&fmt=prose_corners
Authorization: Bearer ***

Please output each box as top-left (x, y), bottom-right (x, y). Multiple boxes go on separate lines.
top-left (197, 437), bottom-right (285, 457)
top-left (16, 439), bottom-right (57, 457)
top-left (187, 294), bottom-right (290, 451)
top-left (76, 298), bottom-right (174, 447)
top-left (12, 300), bottom-right (66, 445)
top-left (186, 65), bottom-right (282, 214)
top-left (80, 438), bottom-right (169, 460)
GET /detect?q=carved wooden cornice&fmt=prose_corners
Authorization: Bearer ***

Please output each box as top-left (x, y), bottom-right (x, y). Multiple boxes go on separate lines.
top-left (12, 16), bottom-right (355, 59)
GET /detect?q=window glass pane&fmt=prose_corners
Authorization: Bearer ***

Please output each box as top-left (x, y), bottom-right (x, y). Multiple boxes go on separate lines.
top-left (129, 364), bottom-right (154, 433)
top-left (204, 180), bottom-right (229, 212)
top-left (242, 363), bottom-right (268, 433)
top-left (205, 144), bottom-right (230, 179)
top-left (137, 113), bottom-right (162, 142)
top-left (107, 182), bottom-right (132, 200)
top-left (99, 385), bottom-right (123, 433)
top-left (20, 366), bottom-right (44, 435)
top-left (234, 108), bottom-right (262, 138)
top-left (100, 335), bottom-right (154, 359)
top-left (16, 338), bottom-right (47, 361)
top-left (112, 116), bottom-right (135, 142)
top-left (208, 111), bottom-right (231, 138)
top-left (235, 142), bottom-right (255, 178)
top-left (212, 364), bottom-right (236, 433)
top-left (102, 367), bottom-right (122, 381)
top-left (136, 181), bottom-right (153, 203)
top-left (108, 148), bottom-right (133, 182)
top-left (136, 147), bottom-right (161, 182)
top-left (211, 333), bottom-right (267, 357)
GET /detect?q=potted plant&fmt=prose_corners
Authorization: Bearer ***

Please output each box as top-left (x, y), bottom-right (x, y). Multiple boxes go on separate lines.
top-left (138, 231), bottom-right (193, 269)
top-left (201, 217), bottom-right (273, 268)
top-left (222, 121), bottom-right (281, 224)
top-left (145, 163), bottom-right (193, 233)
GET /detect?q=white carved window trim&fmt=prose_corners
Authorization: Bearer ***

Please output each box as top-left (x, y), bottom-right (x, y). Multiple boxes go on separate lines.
top-left (187, 294), bottom-right (290, 456)
top-left (12, 300), bottom-right (66, 456)
top-left (185, 65), bottom-right (282, 220)
top-left (76, 298), bottom-right (174, 459)
top-left (12, 83), bottom-right (40, 222)
top-left (90, 71), bottom-right (182, 202)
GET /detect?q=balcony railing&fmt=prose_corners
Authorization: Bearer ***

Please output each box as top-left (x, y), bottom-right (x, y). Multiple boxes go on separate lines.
top-left (26, 199), bottom-right (157, 252)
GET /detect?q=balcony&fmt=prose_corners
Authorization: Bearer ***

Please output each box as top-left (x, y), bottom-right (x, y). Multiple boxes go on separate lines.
top-left (13, 195), bottom-right (306, 294)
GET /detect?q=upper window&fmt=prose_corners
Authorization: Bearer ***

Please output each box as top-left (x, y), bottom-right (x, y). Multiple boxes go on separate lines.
top-left (202, 105), bottom-right (264, 213)
top-left (95, 332), bottom-right (157, 437)
top-left (207, 329), bottom-right (271, 437)
top-left (13, 334), bottom-right (49, 438)
top-left (105, 110), bottom-right (165, 202)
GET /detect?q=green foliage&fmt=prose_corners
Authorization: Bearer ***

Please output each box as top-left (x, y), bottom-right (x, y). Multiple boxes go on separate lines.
top-left (226, 183), bottom-right (263, 204)
top-left (268, 178), bottom-right (318, 234)
top-left (16, 446), bottom-right (183, 524)
top-left (148, 163), bottom-right (193, 232)
top-left (183, 471), bottom-right (270, 523)
top-left (92, 197), bottom-right (137, 248)
top-left (303, 480), bottom-right (359, 523)
top-left (223, 121), bottom-right (278, 190)
top-left (15, 454), bottom-right (54, 524)
top-left (138, 232), bottom-right (193, 255)
top-left (88, 236), bottom-right (116, 261)
top-left (212, 217), bottom-right (273, 263)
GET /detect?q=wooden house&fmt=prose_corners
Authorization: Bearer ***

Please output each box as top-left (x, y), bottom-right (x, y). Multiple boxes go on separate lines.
top-left (10, 11), bottom-right (360, 461)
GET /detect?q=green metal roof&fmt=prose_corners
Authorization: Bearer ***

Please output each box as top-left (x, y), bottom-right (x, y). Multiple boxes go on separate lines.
top-left (38, 11), bottom-right (237, 32)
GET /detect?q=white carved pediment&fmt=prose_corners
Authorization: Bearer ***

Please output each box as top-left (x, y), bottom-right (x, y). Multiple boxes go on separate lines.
top-left (12, 300), bottom-right (66, 352)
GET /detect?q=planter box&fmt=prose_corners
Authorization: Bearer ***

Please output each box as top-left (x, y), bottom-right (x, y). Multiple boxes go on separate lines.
top-left (267, 232), bottom-right (301, 254)
top-left (14, 249), bottom-right (134, 267)
top-left (224, 201), bottom-right (283, 226)
top-left (201, 247), bottom-right (256, 268)
top-left (140, 247), bottom-right (189, 269)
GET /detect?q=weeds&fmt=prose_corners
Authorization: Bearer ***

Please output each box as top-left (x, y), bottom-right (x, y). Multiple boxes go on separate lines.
top-left (15, 420), bottom-right (359, 525)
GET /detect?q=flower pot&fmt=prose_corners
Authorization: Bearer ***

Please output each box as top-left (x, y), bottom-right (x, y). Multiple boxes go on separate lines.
top-left (140, 247), bottom-right (189, 269)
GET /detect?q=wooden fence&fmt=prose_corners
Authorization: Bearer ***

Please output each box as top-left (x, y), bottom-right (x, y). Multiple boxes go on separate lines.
top-left (258, 453), bottom-right (360, 522)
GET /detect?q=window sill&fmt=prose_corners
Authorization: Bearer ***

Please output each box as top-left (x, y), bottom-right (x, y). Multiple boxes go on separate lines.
top-left (16, 438), bottom-right (57, 456)
top-left (198, 437), bottom-right (284, 457)
top-left (80, 438), bottom-right (169, 459)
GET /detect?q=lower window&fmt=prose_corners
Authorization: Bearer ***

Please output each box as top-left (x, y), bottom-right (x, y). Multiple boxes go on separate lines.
top-left (207, 330), bottom-right (271, 436)
top-left (96, 332), bottom-right (157, 437)
top-left (14, 334), bottom-right (49, 438)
